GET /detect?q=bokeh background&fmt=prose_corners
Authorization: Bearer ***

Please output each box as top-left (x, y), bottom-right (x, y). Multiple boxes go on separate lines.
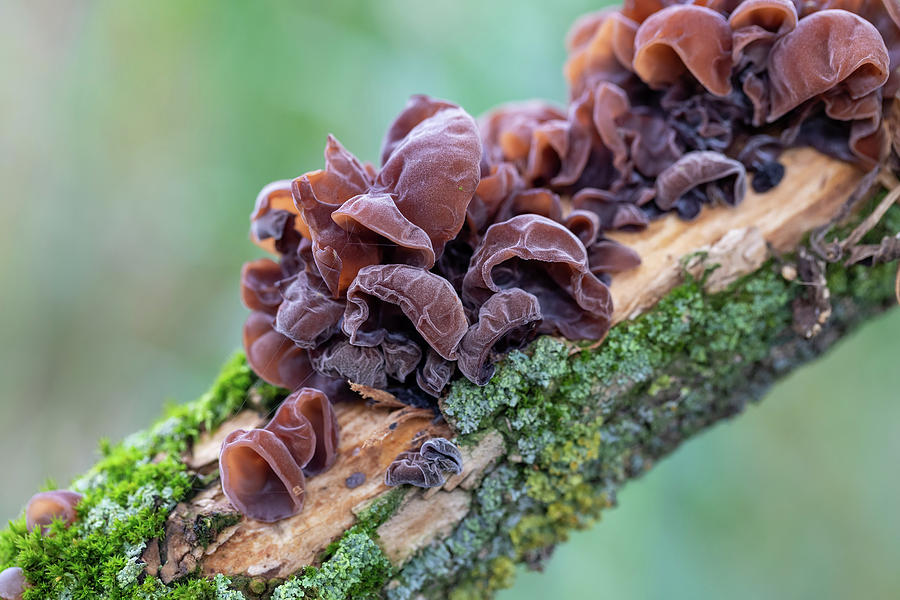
top-left (1, 1), bottom-right (898, 598)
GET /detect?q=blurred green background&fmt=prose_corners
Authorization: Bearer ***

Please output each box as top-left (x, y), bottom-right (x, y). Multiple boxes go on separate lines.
top-left (1, 1), bottom-right (898, 598)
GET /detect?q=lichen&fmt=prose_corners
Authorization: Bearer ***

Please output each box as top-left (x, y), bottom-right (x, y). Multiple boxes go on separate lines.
top-left (271, 532), bottom-right (392, 600)
top-left (1, 204), bottom-right (896, 600)
top-left (0, 353), bottom-right (270, 600)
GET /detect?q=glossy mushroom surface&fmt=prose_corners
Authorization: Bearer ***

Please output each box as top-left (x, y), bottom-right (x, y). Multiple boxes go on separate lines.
top-left (219, 428), bottom-right (306, 522)
top-left (0, 567), bottom-right (27, 600)
top-left (25, 490), bottom-right (83, 535)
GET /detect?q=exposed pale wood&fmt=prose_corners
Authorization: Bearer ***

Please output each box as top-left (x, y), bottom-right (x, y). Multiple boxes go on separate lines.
top-left (175, 148), bottom-right (864, 580)
top-left (376, 489), bottom-right (472, 565)
top-left (607, 148), bottom-right (863, 321)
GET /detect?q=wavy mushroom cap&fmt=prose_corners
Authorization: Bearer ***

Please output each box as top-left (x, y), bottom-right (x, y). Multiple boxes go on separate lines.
top-left (274, 271), bottom-right (345, 349)
top-left (633, 5), bottom-right (734, 96)
top-left (25, 490), bottom-right (83, 535)
top-left (462, 214), bottom-right (613, 340)
top-left (219, 428), bottom-right (306, 522)
top-left (242, 310), bottom-right (315, 390)
top-left (268, 387), bottom-right (339, 475)
top-left (250, 180), bottom-right (309, 255)
top-left (0, 567), bottom-right (27, 600)
top-left (343, 264), bottom-right (469, 360)
top-left (457, 289), bottom-right (542, 385)
top-left (384, 438), bottom-right (464, 488)
top-left (767, 10), bottom-right (889, 121)
top-left (564, 10), bottom-right (638, 98)
top-left (240, 258), bottom-right (284, 315)
top-left (655, 151), bottom-right (747, 216)
top-left (729, 0), bottom-right (798, 32)
top-left (374, 98), bottom-right (482, 257)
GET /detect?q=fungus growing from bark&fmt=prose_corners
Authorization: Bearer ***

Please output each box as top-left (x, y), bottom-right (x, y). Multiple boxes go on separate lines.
top-left (457, 289), bottom-right (542, 385)
top-left (0, 567), bottom-right (27, 600)
top-left (343, 264), bottom-right (469, 360)
top-left (219, 388), bottom-right (339, 521)
top-left (268, 387), bottom-right (340, 476)
top-left (655, 151), bottom-right (747, 218)
top-left (219, 428), bottom-right (307, 522)
top-left (25, 490), bottom-right (82, 535)
top-left (293, 96), bottom-right (481, 297)
top-left (462, 214), bottom-right (613, 340)
top-left (384, 438), bottom-right (464, 488)
top-left (632, 5), bottom-right (734, 96)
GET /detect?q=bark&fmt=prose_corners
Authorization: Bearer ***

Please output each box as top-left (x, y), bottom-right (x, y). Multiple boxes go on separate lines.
top-left (3, 148), bottom-right (898, 600)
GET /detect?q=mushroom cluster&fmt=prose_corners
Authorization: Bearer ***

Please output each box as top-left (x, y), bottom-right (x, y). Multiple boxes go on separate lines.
top-left (241, 2), bottom-right (899, 401)
top-left (219, 388), bottom-right (339, 522)
top-left (243, 96), bottom-right (635, 400)
top-left (553, 0), bottom-right (899, 218)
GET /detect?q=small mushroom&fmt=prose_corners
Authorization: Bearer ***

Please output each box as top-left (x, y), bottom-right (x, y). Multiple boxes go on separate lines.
top-left (0, 567), bottom-right (27, 600)
top-left (457, 289), bottom-right (542, 386)
top-left (420, 438), bottom-right (464, 474)
top-left (26, 490), bottom-right (83, 534)
top-left (384, 437), bottom-right (464, 488)
top-left (219, 428), bottom-right (306, 522)
top-left (278, 388), bottom-right (340, 475)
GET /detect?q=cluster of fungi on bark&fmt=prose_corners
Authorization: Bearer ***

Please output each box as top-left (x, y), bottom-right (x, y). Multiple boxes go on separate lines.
top-left (229, 0), bottom-right (900, 524)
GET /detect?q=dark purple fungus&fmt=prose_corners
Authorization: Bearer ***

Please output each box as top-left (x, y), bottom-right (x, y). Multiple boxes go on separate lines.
top-left (219, 428), bottom-right (306, 522)
top-left (310, 339), bottom-right (387, 389)
top-left (26, 490), bottom-right (83, 535)
top-left (343, 264), bottom-right (469, 360)
top-left (588, 239), bottom-right (643, 283)
top-left (0, 567), bottom-right (27, 600)
top-left (275, 271), bottom-right (345, 349)
top-left (420, 438), bottom-right (464, 474)
top-left (655, 151), bottom-right (747, 218)
top-left (384, 437), bottom-right (464, 488)
top-left (380, 333), bottom-right (422, 382)
top-left (416, 349), bottom-right (456, 398)
top-left (457, 289), bottom-right (542, 385)
top-left (462, 214), bottom-right (613, 340)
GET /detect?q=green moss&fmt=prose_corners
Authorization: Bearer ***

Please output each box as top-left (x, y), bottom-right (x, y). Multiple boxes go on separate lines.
top-left (2, 205), bottom-right (897, 600)
top-left (0, 353), bottom-right (269, 600)
top-left (271, 532), bottom-right (392, 600)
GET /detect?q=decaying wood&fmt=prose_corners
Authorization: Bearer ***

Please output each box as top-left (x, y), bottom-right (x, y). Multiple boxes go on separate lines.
top-left (156, 148), bottom-right (868, 580)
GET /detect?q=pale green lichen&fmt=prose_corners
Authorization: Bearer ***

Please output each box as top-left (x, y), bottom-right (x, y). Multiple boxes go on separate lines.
top-left (271, 532), bottom-right (392, 600)
top-left (1, 205), bottom-right (897, 600)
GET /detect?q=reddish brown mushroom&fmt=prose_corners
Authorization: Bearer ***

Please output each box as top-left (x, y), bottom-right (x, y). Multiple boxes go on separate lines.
top-left (240, 258), bottom-right (284, 315)
top-left (219, 428), bottom-right (306, 522)
top-left (25, 490), bottom-right (82, 535)
top-left (242, 310), bottom-right (315, 390)
top-left (633, 5), bottom-right (734, 97)
top-left (343, 264), bottom-right (469, 361)
top-left (462, 214), bottom-right (613, 340)
top-left (249, 180), bottom-right (310, 255)
top-left (276, 388), bottom-right (340, 475)
top-left (767, 10), bottom-right (889, 121)
top-left (0, 567), bottom-right (27, 600)
top-left (457, 289), bottom-right (542, 385)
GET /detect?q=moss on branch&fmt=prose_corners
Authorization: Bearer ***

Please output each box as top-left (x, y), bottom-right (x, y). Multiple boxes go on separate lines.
top-left (1, 206), bottom-right (897, 599)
